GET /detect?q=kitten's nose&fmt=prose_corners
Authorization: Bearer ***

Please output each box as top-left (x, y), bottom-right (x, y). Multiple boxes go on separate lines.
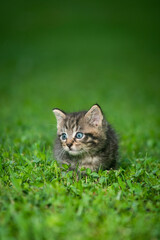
top-left (67, 142), bottom-right (72, 149)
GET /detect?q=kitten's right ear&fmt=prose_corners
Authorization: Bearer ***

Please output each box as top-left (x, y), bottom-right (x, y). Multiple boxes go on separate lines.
top-left (52, 108), bottom-right (66, 128)
top-left (85, 104), bottom-right (103, 127)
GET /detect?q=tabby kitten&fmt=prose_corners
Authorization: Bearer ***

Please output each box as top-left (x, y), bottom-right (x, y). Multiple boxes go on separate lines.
top-left (53, 104), bottom-right (118, 172)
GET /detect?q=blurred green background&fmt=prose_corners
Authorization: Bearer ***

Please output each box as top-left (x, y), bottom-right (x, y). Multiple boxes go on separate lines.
top-left (0, 1), bottom-right (160, 122)
top-left (0, 1), bottom-right (160, 239)
top-left (1, 0), bottom-right (160, 157)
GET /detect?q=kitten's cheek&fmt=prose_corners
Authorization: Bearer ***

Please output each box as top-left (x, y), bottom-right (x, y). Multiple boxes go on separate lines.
top-left (63, 146), bottom-right (69, 151)
top-left (61, 143), bottom-right (68, 151)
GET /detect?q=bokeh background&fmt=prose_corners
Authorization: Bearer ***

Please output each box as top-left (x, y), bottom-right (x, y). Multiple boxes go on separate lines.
top-left (0, 0), bottom-right (160, 157)
top-left (1, 0), bottom-right (160, 160)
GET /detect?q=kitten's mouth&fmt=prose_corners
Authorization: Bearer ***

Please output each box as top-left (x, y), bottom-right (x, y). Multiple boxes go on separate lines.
top-left (68, 149), bottom-right (84, 156)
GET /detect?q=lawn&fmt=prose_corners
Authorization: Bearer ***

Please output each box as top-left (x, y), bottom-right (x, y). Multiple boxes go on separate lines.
top-left (0, 1), bottom-right (160, 239)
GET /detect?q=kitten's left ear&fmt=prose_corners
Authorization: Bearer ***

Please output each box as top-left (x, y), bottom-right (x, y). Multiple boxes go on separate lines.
top-left (52, 108), bottom-right (66, 128)
top-left (85, 104), bottom-right (103, 127)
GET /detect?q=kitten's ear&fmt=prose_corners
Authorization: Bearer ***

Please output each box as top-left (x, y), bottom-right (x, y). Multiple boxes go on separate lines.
top-left (85, 104), bottom-right (103, 127)
top-left (52, 108), bottom-right (66, 128)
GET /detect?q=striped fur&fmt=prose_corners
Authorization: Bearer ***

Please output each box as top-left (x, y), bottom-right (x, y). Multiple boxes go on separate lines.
top-left (53, 104), bottom-right (118, 172)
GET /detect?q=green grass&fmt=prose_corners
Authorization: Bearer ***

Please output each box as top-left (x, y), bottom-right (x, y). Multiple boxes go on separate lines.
top-left (0, 1), bottom-right (160, 239)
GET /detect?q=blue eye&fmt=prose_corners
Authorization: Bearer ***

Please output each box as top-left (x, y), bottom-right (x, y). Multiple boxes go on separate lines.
top-left (61, 133), bottom-right (67, 140)
top-left (75, 132), bottom-right (83, 139)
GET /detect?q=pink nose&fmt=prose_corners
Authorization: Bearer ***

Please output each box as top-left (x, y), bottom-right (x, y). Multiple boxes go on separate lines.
top-left (67, 143), bottom-right (72, 149)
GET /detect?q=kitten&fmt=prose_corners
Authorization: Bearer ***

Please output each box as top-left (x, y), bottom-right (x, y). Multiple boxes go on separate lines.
top-left (53, 104), bottom-right (118, 172)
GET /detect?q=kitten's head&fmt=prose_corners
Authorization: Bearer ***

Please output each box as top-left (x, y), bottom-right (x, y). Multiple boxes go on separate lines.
top-left (53, 104), bottom-right (107, 156)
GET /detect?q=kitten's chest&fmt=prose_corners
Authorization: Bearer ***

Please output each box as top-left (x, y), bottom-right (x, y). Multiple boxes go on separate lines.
top-left (68, 155), bottom-right (101, 171)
